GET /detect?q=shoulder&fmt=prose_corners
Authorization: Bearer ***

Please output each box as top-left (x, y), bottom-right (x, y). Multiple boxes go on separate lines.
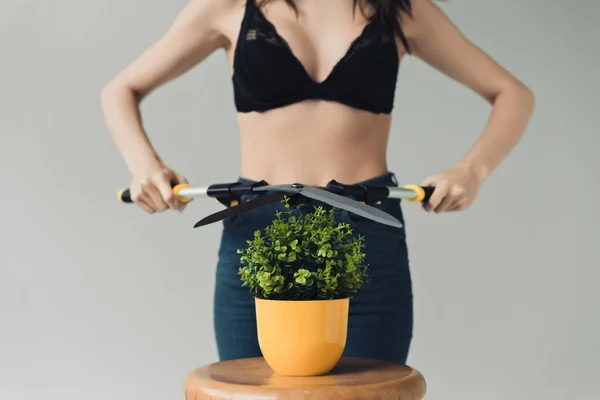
top-left (183, 0), bottom-right (244, 14)
top-left (168, 0), bottom-right (246, 47)
top-left (396, 0), bottom-right (467, 57)
top-left (400, 0), bottom-right (449, 38)
top-left (173, 0), bottom-right (245, 28)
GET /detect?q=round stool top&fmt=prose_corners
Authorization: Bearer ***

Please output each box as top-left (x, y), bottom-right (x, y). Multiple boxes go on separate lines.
top-left (184, 357), bottom-right (427, 400)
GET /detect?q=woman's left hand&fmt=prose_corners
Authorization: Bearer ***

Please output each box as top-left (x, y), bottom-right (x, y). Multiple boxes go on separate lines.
top-left (421, 165), bottom-right (484, 213)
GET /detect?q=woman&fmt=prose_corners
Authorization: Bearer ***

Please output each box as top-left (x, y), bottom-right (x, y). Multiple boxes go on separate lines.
top-left (101, 0), bottom-right (534, 363)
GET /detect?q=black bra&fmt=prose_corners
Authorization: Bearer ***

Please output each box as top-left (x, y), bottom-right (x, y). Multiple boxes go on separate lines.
top-left (232, 0), bottom-right (406, 114)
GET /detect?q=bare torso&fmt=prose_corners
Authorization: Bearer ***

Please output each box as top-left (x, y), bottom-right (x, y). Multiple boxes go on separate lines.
top-left (220, 0), bottom-right (406, 186)
top-left (103, 0), bottom-right (527, 214)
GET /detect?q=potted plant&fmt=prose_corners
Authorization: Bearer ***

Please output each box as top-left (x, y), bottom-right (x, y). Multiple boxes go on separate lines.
top-left (237, 197), bottom-right (371, 376)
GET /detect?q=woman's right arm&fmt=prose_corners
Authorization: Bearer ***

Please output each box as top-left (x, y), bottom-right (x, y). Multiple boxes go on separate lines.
top-left (101, 0), bottom-right (235, 213)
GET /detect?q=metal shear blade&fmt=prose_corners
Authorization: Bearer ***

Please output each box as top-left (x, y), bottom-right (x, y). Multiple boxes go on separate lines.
top-left (193, 191), bottom-right (287, 228)
top-left (254, 184), bottom-right (403, 228)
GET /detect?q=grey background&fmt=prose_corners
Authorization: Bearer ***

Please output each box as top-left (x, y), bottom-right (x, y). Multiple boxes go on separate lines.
top-left (1, 0), bottom-right (598, 399)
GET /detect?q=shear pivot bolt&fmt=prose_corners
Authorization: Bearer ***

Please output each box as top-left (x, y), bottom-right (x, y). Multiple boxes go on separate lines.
top-left (291, 183), bottom-right (303, 188)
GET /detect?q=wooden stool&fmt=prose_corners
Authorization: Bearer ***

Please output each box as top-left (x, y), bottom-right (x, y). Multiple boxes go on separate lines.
top-left (184, 357), bottom-right (427, 399)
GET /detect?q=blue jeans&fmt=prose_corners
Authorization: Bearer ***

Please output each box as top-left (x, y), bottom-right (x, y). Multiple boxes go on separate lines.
top-left (213, 172), bottom-right (413, 364)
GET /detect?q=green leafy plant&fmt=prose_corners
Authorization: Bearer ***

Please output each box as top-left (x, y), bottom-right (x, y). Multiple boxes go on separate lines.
top-left (237, 197), bottom-right (370, 300)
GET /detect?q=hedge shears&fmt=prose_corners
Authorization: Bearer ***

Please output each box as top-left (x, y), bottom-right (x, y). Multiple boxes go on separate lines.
top-left (117, 180), bottom-right (435, 229)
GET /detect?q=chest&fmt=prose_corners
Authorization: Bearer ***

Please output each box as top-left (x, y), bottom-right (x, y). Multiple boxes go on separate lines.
top-left (245, 0), bottom-right (378, 84)
top-left (230, 0), bottom-right (401, 115)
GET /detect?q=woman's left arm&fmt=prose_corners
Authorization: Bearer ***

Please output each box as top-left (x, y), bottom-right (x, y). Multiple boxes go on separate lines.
top-left (401, 0), bottom-right (535, 213)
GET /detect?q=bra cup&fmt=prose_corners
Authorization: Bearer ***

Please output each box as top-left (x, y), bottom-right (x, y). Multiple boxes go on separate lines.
top-left (232, 3), bottom-right (400, 114)
top-left (322, 42), bottom-right (399, 112)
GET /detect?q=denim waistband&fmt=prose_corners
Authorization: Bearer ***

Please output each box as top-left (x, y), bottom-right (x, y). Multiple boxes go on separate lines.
top-left (236, 171), bottom-right (399, 188)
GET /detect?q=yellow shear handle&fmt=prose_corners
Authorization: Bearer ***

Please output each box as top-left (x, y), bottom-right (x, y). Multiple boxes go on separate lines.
top-left (173, 183), bottom-right (193, 203)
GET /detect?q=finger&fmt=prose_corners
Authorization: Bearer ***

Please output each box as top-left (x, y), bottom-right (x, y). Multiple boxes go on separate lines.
top-left (136, 197), bottom-right (156, 214)
top-left (447, 202), bottom-right (468, 212)
top-left (436, 186), bottom-right (466, 213)
top-left (421, 174), bottom-right (437, 187)
top-left (450, 192), bottom-right (476, 211)
top-left (156, 178), bottom-right (183, 210)
top-left (420, 175), bottom-right (438, 211)
top-left (419, 180), bottom-right (431, 211)
top-left (174, 173), bottom-right (189, 185)
top-left (144, 182), bottom-right (168, 211)
top-left (173, 173), bottom-right (191, 211)
top-left (425, 181), bottom-right (450, 212)
top-left (131, 191), bottom-right (156, 214)
top-left (434, 193), bottom-right (457, 213)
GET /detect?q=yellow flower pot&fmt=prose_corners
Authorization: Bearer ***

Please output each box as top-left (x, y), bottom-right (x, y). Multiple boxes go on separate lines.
top-left (255, 297), bottom-right (350, 377)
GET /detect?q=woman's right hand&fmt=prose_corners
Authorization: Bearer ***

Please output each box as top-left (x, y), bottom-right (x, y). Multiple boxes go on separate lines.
top-left (129, 163), bottom-right (190, 214)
